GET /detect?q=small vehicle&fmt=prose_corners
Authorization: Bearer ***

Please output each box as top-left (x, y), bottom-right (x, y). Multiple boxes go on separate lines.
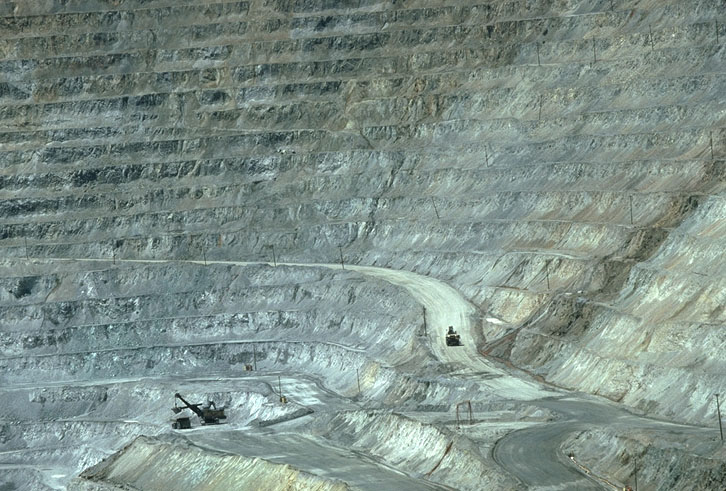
top-left (446, 326), bottom-right (462, 346)
top-left (171, 393), bottom-right (227, 428)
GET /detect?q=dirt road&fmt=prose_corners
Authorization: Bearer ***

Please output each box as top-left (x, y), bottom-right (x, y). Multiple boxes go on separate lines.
top-left (32, 257), bottom-right (712, 490)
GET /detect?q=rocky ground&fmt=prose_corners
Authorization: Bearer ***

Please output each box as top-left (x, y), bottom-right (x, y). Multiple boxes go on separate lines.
top-left (1, 0), bottom-right (725, 489)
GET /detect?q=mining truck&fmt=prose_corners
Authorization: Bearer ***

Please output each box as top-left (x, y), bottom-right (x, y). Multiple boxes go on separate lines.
top-left (171, 392), bottom-right (227, 428)
top-left (446, 326), bottom-right (462, 346)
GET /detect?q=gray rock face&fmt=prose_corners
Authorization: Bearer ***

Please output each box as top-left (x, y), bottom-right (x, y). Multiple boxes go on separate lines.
top-left (1, 0), bottom-right (725, 489)
top-left (565, 427), bottom-right (726, 491)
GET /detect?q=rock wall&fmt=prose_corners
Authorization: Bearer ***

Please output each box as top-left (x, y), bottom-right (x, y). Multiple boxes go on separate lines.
top-left (564, 427), bottom-right (726, 491)
top-left (1, 0), bottom-right (725, 488)
top-left (69, 435), bottom-right (351, 491)
top-left (5, 0), bottom-right (722, 422)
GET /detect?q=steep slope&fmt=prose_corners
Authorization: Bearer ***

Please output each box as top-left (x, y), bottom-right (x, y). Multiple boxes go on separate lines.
top-left (1, 0), bottom-right (725, 489)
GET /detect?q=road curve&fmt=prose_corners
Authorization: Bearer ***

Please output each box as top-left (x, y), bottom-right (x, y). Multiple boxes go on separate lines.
top-left (493, 418), bottom-right (603, 490)
top-left (41, 257), bottom-right (551, 399)
top-left (37, 257), bottom-right (672, 490)
top-left (337, 263), bottom-right (551, 400)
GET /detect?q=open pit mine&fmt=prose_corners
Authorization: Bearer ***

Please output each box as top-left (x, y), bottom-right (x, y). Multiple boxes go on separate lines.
top-left (1, 0), bottom-right (725, 489)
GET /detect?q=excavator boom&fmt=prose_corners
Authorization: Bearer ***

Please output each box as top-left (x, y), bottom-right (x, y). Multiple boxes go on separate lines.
top-left (172, 392), bottom-right (226, 426)
top-left (174, 393), bottom-right (205, 418)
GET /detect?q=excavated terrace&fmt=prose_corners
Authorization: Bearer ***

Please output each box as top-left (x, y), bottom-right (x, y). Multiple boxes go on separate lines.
top-left (1, 0), bottom-right (725, 489)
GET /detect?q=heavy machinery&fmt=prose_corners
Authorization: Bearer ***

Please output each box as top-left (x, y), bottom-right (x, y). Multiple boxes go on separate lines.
top-left (171, 417), bottom-right (191, 430)
top-left (446, 326), bottom-right (462, 346)
top-left (171, 393), bottom-right (227, 428)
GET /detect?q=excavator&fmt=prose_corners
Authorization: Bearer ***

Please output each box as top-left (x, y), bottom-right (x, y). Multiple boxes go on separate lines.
top-left (446, 326), bottom-right (462, 346)
top-left (171, 392), bottom-right (227, 429)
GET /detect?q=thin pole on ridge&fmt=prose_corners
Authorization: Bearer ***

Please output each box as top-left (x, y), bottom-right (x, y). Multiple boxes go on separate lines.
top-left (630, 195), bottom-right (634, 225)
top-left (545, 260), bottom-right (550, 290)
top-left (716, 393), bottom-right (723, 442)
top-left (538, 95), bottom-right (543, 121)
top-left (423, 307), bottom-right (427, 337)
top-left (431, 197), bottom-right (440, 219)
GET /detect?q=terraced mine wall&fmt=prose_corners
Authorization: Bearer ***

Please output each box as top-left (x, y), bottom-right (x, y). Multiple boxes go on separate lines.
top-left (565, 426), bottom-right (726, 489)
top-left (1, 0), bottom-right (725, 489)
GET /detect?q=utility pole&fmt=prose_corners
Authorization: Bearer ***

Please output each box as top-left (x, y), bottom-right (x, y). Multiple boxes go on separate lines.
top-left (720, 394), bottom-right (724, 441)
top-left (630, 195), bottom-right (634, 225)
top-left (431, 197), bottom-right (440, 219)
top-left (710, 131), bottom-right (714, 161)
top-left (338, 245), bottom-right (345, 270)
top-left (198, 235), bottom-right (206, 266)
top-left (545, 260), bottom-right (550, 290)
top-left (278, 375), bottom-right (283, 400)
top-left (270, 244), bottom-right (277, 267)
top-left (538, 95), bottom-right (543, 121)
top-left (423, 306), bottom-right (427, 336)
top-left (253, 344), bottom-right (257, 371)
